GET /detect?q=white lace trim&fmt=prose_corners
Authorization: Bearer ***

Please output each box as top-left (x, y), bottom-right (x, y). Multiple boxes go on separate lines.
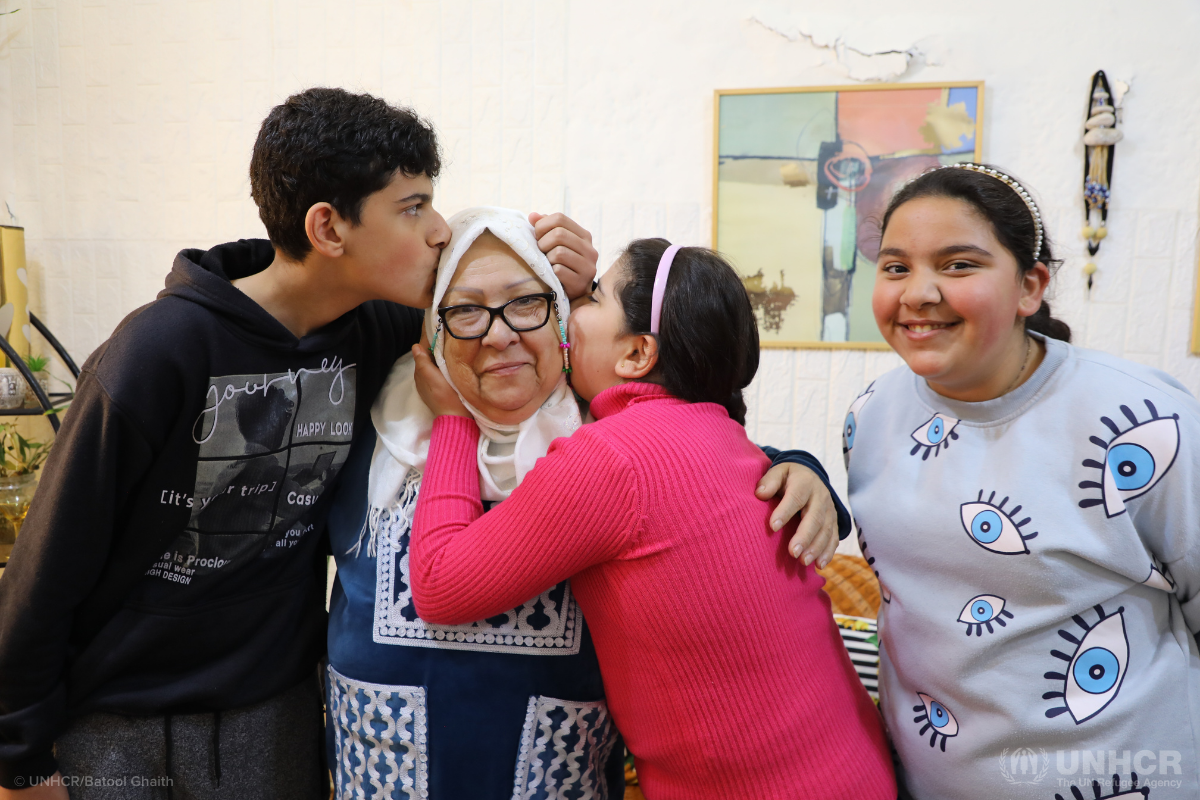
top-left (327, 666), bottom-right (429, 800)
top-left (511, 695), bottom-right (617, 800)
top-left (371, 476), bottom-right (581, 655)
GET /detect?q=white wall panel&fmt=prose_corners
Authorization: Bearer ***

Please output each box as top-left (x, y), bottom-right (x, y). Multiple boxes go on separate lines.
top-left (0, 2), bottom-right (1197, 550)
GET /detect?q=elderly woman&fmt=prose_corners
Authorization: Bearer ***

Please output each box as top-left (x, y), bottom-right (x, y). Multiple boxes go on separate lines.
top-left (323, 207), bottom-right (847, 799)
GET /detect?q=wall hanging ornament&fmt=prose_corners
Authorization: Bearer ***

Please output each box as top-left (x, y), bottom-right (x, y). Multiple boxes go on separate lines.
top-left (1082, 70), bottom-right (1122, 290)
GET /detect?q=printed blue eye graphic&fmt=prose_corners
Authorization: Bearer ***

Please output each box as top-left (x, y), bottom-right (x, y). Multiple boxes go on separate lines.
top-left (1044, 604), bottom-right (1128, 725)
top-left (1054, 772), bottom-right (1150, 800)
top-left (957, 594), bottom-right (1014, 636)
top-left (959, 491), bottom-right (1039, 555)
top-left (1078, 399), bottom-right (1179, 518)
top-left (912, 692), bottom-right (958, 752)
top-left (910, 413), bottom-right (960, 460)
top-left (856, 523), bottom-right (891, 604)
top-left (843, 385), bottom-right (875, 456)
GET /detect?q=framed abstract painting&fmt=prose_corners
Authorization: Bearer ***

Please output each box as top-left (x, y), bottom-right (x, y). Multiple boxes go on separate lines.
top-left (713, 81), bottom-right (984, 348)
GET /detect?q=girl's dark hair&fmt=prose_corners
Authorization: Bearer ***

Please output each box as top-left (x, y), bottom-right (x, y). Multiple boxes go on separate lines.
top-left (879, 165), bottom-right (1072, 342)
top-left (615, 239), bottom-right (759, 424)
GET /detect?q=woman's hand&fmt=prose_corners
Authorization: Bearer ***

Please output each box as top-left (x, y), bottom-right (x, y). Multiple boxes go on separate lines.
top-left (755, 463), bottom-right (839, 568)
top-left (530, 212), bottom-right (598, 301)
top-left (412, 341), bottom-right (471, 419)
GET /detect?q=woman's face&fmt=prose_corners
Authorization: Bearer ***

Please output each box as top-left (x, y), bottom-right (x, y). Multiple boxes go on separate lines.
top-left (873, 196), bottom-right (1047, 401)
top-left (566, 261), bottom-right (632, 402)
top-left (441, 233), bottom-right (562, 425)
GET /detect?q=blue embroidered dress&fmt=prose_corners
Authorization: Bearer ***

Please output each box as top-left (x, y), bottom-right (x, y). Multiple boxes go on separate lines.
top-left (325, 433), bottom-right (623, 800)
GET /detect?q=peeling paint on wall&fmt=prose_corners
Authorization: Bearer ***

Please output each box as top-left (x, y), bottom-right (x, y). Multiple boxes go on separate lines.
top-left (748, 15), bottom-right (945, 82)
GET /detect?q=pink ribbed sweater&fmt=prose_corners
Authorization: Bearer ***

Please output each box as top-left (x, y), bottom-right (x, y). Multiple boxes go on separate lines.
top-left (411, 382), bottom-right (895, 799)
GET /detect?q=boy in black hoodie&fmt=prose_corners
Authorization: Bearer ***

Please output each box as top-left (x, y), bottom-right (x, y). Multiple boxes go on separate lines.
top-left (0, 88), bottom-right (603, 799)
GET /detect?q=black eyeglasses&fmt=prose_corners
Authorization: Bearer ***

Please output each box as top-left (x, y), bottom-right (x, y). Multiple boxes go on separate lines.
top-left (437, 293), bottom-right (556, 340)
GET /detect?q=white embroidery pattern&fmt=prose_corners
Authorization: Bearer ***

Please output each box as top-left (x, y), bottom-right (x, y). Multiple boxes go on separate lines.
top-left (372, 484), bottom-right (581, 655)
top-left (512, 695), bottom-right (617, 800)
top-left (328, 666), bottom-right (429, 800)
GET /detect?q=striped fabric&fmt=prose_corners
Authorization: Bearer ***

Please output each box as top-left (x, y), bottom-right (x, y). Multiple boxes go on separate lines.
top-left (834, 615), bottom-right (880, 702)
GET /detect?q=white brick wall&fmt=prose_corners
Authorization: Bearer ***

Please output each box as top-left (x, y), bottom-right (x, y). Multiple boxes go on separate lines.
top-left (3, 1), bottom-right (1200, 544)
top-left (1, 0), bottom-right (571, 359)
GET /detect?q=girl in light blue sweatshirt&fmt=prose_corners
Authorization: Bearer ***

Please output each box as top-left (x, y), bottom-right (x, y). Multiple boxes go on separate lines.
top-left (844, 164), bottom-right (1200, 800)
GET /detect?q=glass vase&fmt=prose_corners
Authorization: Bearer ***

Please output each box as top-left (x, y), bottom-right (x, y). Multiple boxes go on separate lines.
top-left (0, 473), bottom-right (37, 564)
top-left (23, 373), bottom-right (51, 408)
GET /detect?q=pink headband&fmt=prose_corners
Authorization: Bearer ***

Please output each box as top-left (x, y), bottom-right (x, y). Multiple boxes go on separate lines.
top-left (650, 244), bottom-right (682, 334)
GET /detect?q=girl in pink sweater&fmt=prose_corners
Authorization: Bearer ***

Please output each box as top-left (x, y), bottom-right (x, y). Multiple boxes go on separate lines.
top-left (410, 239), bottom-right (895, 799)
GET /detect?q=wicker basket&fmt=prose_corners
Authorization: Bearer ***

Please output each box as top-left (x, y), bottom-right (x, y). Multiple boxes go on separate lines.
top-left (816, 554), bottom-right (882, 619)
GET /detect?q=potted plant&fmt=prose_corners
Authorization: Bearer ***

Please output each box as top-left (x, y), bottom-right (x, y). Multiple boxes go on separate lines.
top-left (22, 353), bottom-right (51, 407)
top-left (0, 422), bottom-right (52, 564)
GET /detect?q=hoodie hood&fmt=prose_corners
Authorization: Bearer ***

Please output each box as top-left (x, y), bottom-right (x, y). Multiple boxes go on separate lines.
top-left (159, 238), bottom-right (357, 353)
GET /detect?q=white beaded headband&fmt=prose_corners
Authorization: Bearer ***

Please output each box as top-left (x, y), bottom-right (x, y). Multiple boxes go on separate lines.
top-left (938, 163), bottom-right (1044, 260)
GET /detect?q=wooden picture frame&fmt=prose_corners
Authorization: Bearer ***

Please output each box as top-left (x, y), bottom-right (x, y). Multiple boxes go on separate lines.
top-left (713, 81), bottom-right (985, 349)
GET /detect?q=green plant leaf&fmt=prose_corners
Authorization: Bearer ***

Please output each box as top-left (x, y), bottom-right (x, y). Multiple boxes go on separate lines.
top-left (0, 421), bottom-right (52, 475)
top-left (22, 354), bottom-right (49, 373)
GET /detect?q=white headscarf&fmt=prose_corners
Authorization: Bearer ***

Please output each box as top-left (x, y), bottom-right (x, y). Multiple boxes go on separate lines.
top-left (357, 207), bottom-right (581, 555)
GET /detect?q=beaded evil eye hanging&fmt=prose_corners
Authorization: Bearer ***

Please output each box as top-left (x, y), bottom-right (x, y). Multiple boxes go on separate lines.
top-left (430, 318), bottom-right (442, 356)
top-left (1082, 70), bottom-right (1123, 290)
top-left (554, 304), bottom-right (571, 373)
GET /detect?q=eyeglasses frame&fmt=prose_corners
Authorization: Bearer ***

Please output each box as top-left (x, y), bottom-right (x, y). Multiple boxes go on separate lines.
top-left (435, 292), bottom-right (558, 341)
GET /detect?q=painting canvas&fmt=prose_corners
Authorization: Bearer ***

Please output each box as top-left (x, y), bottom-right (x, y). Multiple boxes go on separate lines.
top-left (714, 82), bottom-right (984, 348)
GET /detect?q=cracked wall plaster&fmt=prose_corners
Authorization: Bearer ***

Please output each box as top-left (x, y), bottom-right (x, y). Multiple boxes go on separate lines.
top-left (748, 15), bottom-right (945, 82)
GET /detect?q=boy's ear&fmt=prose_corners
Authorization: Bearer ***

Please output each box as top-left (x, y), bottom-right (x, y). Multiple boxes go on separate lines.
top-left (305, 202), bottom-right (347, 259)
top-left (614, 334), bottom-right (659, 380)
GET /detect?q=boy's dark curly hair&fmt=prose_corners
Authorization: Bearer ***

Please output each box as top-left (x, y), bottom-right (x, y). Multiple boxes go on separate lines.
top-left (250, 87), bottom-right (442, 261)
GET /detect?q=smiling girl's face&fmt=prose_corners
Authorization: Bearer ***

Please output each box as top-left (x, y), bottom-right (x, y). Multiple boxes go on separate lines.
top-left (873, 196), bottom-right (1049, 402)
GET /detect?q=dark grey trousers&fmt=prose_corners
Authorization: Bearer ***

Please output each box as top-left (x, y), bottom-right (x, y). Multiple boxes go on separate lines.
top-left (55, 676), bottom-right (326, 800)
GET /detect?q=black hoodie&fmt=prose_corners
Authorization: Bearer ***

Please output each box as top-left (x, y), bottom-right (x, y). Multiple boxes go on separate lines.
top-left (0, 240), bottom-right (422, 787)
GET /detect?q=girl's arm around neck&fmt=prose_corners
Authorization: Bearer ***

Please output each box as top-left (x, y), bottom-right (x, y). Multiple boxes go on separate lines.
top-left (410, 415), bottom-right (640, 625)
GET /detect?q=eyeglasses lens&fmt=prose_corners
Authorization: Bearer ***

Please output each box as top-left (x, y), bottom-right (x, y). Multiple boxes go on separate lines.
top-left (442, 295), bottom-right (550, 338)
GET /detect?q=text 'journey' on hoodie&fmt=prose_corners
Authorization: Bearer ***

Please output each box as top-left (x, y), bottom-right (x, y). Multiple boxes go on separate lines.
top-left (0, 240), bottom-right (422, 785)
